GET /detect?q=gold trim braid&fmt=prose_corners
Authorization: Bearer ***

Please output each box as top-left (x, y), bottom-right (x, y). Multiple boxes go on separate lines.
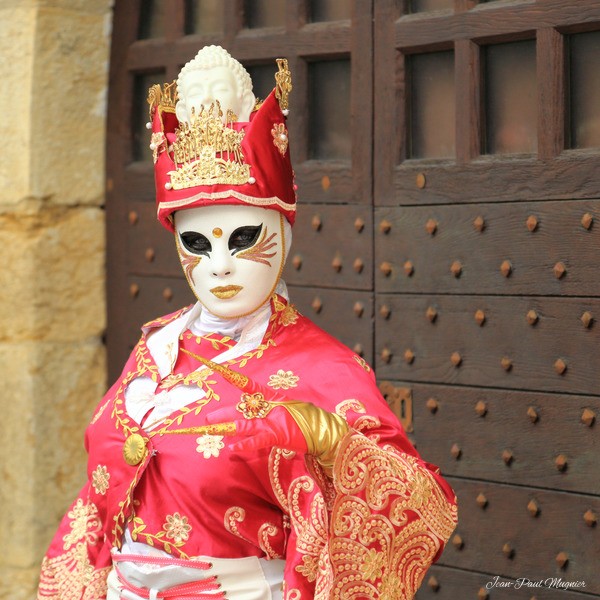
top-left (158, 190), bottom-right (296, 215)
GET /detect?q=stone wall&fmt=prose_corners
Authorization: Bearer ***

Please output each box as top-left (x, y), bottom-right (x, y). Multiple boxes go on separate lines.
top-left (0, 1), bottom-right (113, 597)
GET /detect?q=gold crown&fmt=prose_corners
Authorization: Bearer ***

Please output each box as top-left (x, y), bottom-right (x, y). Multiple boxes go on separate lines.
top-left (148, 82), bottom-right (177, 118)
top-left (169, 102), bottom-right (250, 190)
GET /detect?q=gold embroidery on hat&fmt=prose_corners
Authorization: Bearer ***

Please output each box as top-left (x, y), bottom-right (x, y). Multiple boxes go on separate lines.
top-left (148, 82), bottom-right (178, 128)
top-left (271, 123), bottom-right (289, 156)
top-left (275, 58), bottom-right (292, 112)
top-left (159, 191), bottom-right (296, 214)
top-left (168, 101), bottom-right (251, 190)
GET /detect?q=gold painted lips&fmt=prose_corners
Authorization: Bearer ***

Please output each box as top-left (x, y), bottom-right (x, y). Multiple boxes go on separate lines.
top-left (210, 285), bottom-right (243, 299)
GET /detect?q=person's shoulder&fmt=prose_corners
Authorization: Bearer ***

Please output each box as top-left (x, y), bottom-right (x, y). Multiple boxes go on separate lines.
top-left (281, 305), bottom-right (375, 375)
top-left (141, 304), bottom-right (195, 332)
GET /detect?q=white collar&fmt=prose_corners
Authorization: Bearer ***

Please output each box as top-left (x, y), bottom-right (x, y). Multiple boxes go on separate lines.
top-left (144, 280), bottom-right (288, 378)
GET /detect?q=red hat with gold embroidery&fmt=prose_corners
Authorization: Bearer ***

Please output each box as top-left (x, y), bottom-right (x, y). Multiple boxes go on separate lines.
top-left (147, 55), bottom-right (296, 231)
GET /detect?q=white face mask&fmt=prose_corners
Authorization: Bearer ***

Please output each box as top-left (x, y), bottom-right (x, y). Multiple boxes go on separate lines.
top-left (174, 205), bottom-right (286, 319)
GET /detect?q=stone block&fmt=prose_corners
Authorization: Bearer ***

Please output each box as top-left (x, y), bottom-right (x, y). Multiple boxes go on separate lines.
top-left (0, 564), bottom-right (39, 600)
top-left (0, 7), bottom-right (35, 204)
top-left (0, 338), bottom-right (106, 568)
top-left (30, 7), bottom-right (112, 206)
top-left (0, 205), bottom-right (106, 343)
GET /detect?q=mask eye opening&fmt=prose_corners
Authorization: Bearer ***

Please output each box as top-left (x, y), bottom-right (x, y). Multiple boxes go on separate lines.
top-left (180, 231), bottom-right (212, 256)
top-left (229, 224), bottom-right (262, 254)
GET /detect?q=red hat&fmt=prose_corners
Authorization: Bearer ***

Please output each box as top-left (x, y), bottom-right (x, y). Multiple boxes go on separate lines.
top-left (147, 60), bottom-right (297, 231)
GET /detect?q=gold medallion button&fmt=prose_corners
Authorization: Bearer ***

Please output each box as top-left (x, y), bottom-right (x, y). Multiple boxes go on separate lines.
top-left (123, 433), bottom-right (146, 466)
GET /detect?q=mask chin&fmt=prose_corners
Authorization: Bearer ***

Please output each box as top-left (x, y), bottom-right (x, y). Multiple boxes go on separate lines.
top-left (174, 205), bottom-right (287, 319)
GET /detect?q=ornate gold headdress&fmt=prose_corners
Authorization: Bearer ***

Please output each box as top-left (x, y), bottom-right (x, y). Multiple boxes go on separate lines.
top-left (147, 82), bottom-right (177, 120)
top-left (167, 102), bottom-right (250, 190)
top-left (275, 59), bottom-right (292, 115)
top-left (148, 52), bottom-right (298, 231)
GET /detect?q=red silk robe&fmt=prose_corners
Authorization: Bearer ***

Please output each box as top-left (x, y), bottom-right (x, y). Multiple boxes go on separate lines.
top-left (38, 296), bottom-right (457, 599)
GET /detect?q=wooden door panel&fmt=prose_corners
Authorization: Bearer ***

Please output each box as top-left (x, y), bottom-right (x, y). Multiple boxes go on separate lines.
top-left (375, 202), bottom-right (600, 296)
top-left (121, 275), bottom-right (194, 363)
top-left (383, 157), bottom-right (600, 205)
top-left (127, 201), bottom-right (180, 277)
top-left (404, 383), bottom-right (600, 494)
top-left (283, 204), bottom-right (373, 290)
top-left (287, 286), bottom-right (374, 364)
top-left (375, 295), bottom-right (600, 394)
top-left (394, 1), bottom-right (600, 50)
top-left (418, 564), bottom-right (591, 600)
top-left (442, 479), bottom-right (600, 594)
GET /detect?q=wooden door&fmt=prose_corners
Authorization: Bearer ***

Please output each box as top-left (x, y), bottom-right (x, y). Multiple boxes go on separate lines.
top-left (374, 1), bottom-right (600, 598)
top-left (106, 1), bottom-right (600, 597)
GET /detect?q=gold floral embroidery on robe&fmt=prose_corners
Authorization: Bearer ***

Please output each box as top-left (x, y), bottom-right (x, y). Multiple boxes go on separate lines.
top-left (129, 512), bottom-right (192, 558)
top-left (196, 434), bottom-right (225, 458)
top-left (91, 465), bottom-right (110, 495)
top-left (224, 507), bottom-right (283, 558)
top-left (268, 369), bottom-right (300, 390)
top-left (62, 499), bottom-right (102, 550)
top-left (38, 545), bottom-right (110, 600)
top-left (39, 499), bottom-right (109, 600)
top-left (163, 512), bottom-right (192, 544)
top-left (287, 477), bottom-right (333, 599)
top-left (272, 295), bottom-right (299, 326)
top-left (269, 448), bottom-right (332, 598)
top-left (224, 506), bottom-right (254, 546)
top-left (353, 355), bottom-right (371, 372)
top-left (258, 522), bottom-right (284, 559)
top-left (329, 433), bottom-right (457, 599)
top-left (335, 399), bottom-right (381, 434)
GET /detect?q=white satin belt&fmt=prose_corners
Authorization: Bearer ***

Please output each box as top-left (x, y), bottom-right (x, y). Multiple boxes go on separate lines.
top-left (106, 551), bottom-right (285, 600)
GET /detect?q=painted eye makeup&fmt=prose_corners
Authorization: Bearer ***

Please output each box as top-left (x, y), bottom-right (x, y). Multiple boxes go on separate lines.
top-left (180, 231), bottom-right (212, 256)
top-left (228, 225), bottom-right (262, 254)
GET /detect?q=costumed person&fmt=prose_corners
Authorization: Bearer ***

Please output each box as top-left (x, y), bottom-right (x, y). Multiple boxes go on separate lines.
top-left (38, 46), bottom-right (457, 600)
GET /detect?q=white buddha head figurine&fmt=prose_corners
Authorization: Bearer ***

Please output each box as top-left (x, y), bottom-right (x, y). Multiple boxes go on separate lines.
top-left (175, 45), bottom-right (256, 124)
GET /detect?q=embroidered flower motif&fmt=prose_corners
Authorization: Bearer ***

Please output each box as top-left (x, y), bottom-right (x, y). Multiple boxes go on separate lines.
top-left (237, 392), bottom-right (272, 419)
top-left (360, 547), bottom-right (386, 582)
top-left (268, 369), bottom-right (300, 390)
top-left (406, 470), bottom-right (433, 509)
top-left (163, 512), bottom-right (192, 544)
top-left (279, 304), bottom-right (299, 326)
top-left (353, 354), bottom-right (371, 372)
top-left (379, 572), bottom-right (403, 598)
top-left (271, 122), bottom-right (289, 156)
top-left (62, 499), bottom-right (102, 550)
top-left (91, 465), bottom-right (110, 495)
top-left (196, 434), bottom-right (225, 459)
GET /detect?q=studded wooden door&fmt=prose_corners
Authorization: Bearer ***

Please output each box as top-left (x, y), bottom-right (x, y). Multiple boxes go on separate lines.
top-left (106, 0), bottom-right (600, 597)
top-left (374, 1), bottom-right (600, 598)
